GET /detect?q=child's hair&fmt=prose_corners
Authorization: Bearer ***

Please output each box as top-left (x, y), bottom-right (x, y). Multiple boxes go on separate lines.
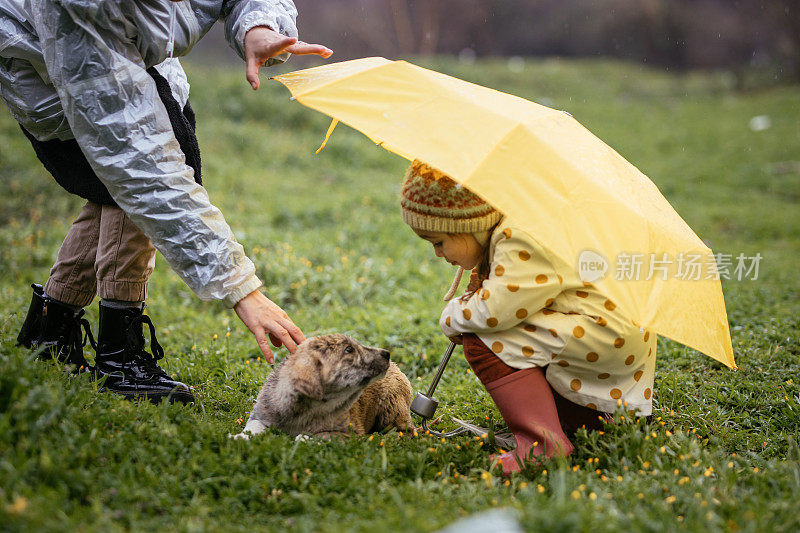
top-left (465, 217), bottom-right (504, 298)
top-left (476, 218), bottom-right (503, 280)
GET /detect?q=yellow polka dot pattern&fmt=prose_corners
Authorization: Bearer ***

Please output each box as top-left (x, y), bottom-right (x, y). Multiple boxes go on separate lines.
top-left (462, 309), bottom-right (471, 320)
top-left (522, 346), bottom-right (534, 357)
top-left (451, 220), bottom-right (657, 415)
top-left (445, 316), bottom-right (451, 327)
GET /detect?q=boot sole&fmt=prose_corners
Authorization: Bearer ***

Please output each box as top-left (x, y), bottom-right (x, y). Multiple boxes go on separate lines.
top-left (102, 388), bottom-right (195, 405)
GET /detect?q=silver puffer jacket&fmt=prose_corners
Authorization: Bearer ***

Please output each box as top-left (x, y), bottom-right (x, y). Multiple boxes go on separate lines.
top-left (0, 0), bottom-right (299, 307)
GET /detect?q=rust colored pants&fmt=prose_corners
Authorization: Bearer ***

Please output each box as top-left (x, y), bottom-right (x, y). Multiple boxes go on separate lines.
top-left (44, 201), bottom-right (156, 307)
top-left (462, 333), bottom-right (609, 434)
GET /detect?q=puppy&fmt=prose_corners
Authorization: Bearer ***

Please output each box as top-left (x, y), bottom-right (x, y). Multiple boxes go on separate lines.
top-left (232, 334), bottom-right (414, 439)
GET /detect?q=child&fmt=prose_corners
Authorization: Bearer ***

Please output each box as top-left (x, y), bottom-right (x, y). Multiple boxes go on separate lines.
top-left (400, 160), bottom-right (656, 474)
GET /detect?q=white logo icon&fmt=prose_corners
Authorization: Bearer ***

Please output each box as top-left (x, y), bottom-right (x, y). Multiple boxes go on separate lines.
top-left (578, 250), bottom-right (608, 283)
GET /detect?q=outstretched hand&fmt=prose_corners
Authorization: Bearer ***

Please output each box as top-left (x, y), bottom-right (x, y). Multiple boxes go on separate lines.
top-left (244, 26), bottom-right (333, 90)
top-left (233, 289), bottom-right (306, 363)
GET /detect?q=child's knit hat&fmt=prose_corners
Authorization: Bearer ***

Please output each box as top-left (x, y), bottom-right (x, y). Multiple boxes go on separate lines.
top-left (400, 160), bottom-right (502, 233)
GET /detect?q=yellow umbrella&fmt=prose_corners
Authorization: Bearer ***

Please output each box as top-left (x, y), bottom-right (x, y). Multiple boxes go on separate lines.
top-left (273, 57), bottom-right (735, 368)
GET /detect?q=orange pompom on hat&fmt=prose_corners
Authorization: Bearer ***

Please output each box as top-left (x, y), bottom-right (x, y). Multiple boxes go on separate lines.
top-left (400, 160), bottom-right (502, 234)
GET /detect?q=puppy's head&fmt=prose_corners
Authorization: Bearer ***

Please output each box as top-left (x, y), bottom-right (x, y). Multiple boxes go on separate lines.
top-left (286, 334), bottom-right (390, 402)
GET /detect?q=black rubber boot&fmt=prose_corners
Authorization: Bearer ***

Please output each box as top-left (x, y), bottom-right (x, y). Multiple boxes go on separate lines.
top-left (17, 283), bottom-right (94, 372)
top-left (95, 303), bottom-right (194, 404)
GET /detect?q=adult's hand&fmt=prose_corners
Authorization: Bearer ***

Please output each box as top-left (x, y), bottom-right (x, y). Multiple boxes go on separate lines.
top-left (234, 289), bottom-right (306, 363)
top-left (244, 26), bottom-right (333, 90)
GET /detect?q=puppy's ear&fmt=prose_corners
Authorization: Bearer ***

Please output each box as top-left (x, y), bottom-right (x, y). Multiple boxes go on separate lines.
top-left (295, 365), bottom-right (324, 401)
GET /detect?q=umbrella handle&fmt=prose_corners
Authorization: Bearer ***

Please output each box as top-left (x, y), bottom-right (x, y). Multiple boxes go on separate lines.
top-left (426, 342), bottom-right (457, 397)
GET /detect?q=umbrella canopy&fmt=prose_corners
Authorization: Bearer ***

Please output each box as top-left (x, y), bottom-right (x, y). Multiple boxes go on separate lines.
top-left (273, 57), bottom-right (735, 368)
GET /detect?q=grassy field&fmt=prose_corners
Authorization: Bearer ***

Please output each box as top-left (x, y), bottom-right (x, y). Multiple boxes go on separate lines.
top-left (1, 57), bottom-right (798, 532)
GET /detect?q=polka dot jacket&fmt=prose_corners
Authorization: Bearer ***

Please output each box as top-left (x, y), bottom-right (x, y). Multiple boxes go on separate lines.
top-left (440, 219), bottom-right (657, 415)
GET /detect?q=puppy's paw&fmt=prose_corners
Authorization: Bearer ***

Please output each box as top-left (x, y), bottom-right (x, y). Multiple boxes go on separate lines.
top-left (229, 432), bottom-right (251, 440)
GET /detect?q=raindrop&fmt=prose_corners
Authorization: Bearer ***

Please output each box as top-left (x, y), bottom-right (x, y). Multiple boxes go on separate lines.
top-left (458, 48), bottom-right (476, 65)
top-left (748, 115), bottom-right (771, 132)
top-left (507, 56), bottom-right (524, 73)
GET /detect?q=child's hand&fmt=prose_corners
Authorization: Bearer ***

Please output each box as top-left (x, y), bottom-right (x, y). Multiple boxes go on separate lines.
top-left (244, 26), bottom-right (333, 90)
top-left (448, 335), bottom-right (463, 345)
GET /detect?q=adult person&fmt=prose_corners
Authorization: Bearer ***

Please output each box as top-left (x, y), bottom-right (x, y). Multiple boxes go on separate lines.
top-left (1, 0), bottom-right (332, 403)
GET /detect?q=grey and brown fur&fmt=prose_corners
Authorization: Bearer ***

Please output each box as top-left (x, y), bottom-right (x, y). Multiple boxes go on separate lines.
top-left (232, 334), bottom-right (414, 439)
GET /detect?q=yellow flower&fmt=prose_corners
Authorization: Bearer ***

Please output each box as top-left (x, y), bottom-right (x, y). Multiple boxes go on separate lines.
top-left (537, 484), bottom-right (545, 493)
top-left (6, 496), bottom-right (28, 515)
top-left (571, 490), bottom-right (581, 499)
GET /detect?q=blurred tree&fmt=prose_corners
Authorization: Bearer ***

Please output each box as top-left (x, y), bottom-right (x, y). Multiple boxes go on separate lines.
top-left (289, 0), bottom-right (798, 82)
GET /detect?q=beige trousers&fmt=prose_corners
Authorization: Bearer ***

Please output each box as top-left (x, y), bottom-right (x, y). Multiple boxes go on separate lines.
top-left (44, 201), bottom-right (156, 307)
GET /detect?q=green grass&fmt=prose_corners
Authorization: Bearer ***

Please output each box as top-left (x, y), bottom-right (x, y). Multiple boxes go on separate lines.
top-left (1, 57), bottom-right (798, 531)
